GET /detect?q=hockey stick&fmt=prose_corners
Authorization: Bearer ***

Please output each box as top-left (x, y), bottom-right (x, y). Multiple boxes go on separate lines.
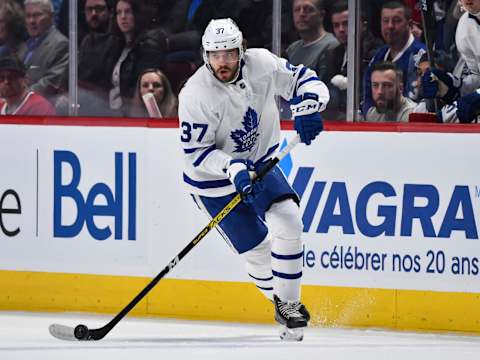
top-left (49, 134), bottom-right (301, 341)
top-left (418, 0), bottom-right (440, 114)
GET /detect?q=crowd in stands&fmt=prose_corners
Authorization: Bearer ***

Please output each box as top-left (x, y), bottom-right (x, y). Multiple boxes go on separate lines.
top-left (0, 0), bottom-right (478, 123)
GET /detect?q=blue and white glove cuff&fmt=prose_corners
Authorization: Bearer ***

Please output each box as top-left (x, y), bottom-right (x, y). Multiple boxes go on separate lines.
top-left (226, 160), bottom-right (248, 182)
top-left (290, 98), bottom-right (320, 117)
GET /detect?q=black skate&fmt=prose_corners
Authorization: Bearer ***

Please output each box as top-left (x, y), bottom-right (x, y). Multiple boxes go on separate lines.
top-left (273, 295), bottom-right (308, 341)
top-left (297, 302), bottom-right (310, 322)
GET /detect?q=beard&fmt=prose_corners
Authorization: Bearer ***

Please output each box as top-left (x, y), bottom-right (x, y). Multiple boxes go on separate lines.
top-left (375, 87), bottom-right (401, 114)
top-left (375, 98), bottom-right (397, 113)
top-left (214, 65), bottom-right (237, 82)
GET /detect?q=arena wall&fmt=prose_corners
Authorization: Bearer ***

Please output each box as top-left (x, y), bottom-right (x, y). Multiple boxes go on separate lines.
top-left (1, 117), bottom-right (480, 333)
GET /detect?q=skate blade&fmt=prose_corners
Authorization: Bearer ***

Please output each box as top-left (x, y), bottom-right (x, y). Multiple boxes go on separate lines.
top-left (279, 326), bottom-right (304, 341)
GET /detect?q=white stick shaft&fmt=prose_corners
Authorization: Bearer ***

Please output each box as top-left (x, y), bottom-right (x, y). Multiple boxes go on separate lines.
top-left (276, 134), bottom-right (300, 162)
top-left (142, 93), bottom-right (162, 118)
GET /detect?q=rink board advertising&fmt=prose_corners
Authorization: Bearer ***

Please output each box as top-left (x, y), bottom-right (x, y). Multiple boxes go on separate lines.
top-left (0, 119), bottom-right (479, 333)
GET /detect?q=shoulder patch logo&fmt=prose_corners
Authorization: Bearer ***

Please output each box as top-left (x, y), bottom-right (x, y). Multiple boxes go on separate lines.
top-left (230, 107), bottom-right (260, 153)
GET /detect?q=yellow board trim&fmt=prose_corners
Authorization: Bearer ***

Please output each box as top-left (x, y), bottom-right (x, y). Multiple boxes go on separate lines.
top-left (1, 270), bottom-right (479, 333)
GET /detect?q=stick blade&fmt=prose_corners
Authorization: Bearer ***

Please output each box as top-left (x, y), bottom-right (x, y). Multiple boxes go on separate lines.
top-left (49, 323), bottom-right (78, 341)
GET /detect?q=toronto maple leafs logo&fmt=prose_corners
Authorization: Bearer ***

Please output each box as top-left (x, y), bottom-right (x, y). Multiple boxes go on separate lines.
top-left (230, 107), bottom-right (260, 153)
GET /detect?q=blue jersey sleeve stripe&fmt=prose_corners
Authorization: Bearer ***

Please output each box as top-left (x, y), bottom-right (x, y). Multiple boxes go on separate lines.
top-left (297, 76), bottom-right (320, 90)
top-left (297, 66), bottom-right (307, 80)
top-left (183, 173), bottom-right (231, 189)
top-left (292, 66), bottom-right (307, 99)
top-left (271, 251), bottom-right (304, 260)
top-left (272, 270), bottom-right (303, 280)
top-left (193, 144), bottom-right (216, 167)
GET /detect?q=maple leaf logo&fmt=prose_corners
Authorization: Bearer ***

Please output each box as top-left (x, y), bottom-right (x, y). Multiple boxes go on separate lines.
top-left (230, 107), bottom-right (260, 153)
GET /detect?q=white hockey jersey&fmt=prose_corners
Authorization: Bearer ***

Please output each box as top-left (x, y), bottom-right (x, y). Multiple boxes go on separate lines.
top-left (456, 12), bottom-right (480, 94)
top-left (178, 48), bottom-right (330, 197)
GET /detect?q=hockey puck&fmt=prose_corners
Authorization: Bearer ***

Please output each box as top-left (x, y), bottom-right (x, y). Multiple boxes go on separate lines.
top-left (74, 324), bottom-right (89, 340)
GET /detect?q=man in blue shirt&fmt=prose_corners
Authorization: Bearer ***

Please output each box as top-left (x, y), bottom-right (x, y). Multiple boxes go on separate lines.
top-left (362, 1), bottom-right (425, 115)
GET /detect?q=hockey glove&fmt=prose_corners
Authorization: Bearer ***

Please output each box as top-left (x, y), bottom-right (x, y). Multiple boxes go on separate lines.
top-left (227, 159), bottom-right (264, 203)
top-left (421, 68), bottom-right (461, 104)
top-left (456, 90), bottom-right (480, 123)
top-left (290, 92), bottom-right (324, 145)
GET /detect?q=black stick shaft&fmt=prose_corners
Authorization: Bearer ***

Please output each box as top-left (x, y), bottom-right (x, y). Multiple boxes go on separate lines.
top-left (87, 135), bottom-right (301, 340)
top-left (419, 0), bottom-right (439, 114)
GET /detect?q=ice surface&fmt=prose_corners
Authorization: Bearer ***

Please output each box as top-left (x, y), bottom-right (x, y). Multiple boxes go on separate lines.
top-left (0, 311), bottom-right (479, 360)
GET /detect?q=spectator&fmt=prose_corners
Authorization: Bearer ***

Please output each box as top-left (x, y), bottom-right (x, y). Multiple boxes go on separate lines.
top-left (411, 54), bottom-right (467, 123)
top-left (58, 0), bottom-right (114, 44)
top-left (421, 0), bottom-right (480, 123)
top-left (325, 1), bottom-right (383, 119)
top-left (130, 68), bottom-right (178, 118)
top-left (286, 0), bottom-right (339, 82)
top-left (0, 54), bottom-right (55, 115)
top-left (362, 1), bottom-right (426, 115)
top-left (0, 0), bottom-right (27, 57)
top-left (17, 0), bottom-right (69, 104)
top-left (403, 0), bottom-right (423, 41)
top-left (78, 0), bottom-right (168, 116)
top-left (365, 61), bottom-right (416, 122)
top-left (84, 0), bottom-right (112, 35)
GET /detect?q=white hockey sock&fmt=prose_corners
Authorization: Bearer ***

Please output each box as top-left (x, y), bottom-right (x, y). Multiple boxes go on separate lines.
top-left (248, 271), bottom-right (274, 301)
top-left (243, 237), bottom-right (273, 301)
top-left (266, 200), bottom-right (304, 302)
top-left (272, 239), bottom-right (303, 302)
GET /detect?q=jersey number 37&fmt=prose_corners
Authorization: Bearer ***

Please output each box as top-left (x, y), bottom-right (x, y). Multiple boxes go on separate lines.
top-left (181, 121), bottom-right (209, 143)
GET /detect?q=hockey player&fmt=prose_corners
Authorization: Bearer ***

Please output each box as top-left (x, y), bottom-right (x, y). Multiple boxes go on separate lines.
top-left (178, 18), bottom-right (328, 340)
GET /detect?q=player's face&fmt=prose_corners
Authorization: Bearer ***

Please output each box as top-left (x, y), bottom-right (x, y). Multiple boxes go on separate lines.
top-left (0, 70), bottom-right (26, 99)
top-left (25, 3), bottom-right (53, 38)
top-left (85, 0), bottom-right (110, 31)
top-left (207, 49), bottom-right (239, 82)
top-left (381, 7), bottom-right (410, 47)
top-left (331, 10), bottom-right (348, 45)
top-left (293, 0), bottom-right (323, 33)
top-left (371, 69), bottom-right (400, 112)
top-left (116, 1), bottom-right (135, 35)
top-left (459, 0), bottom-right (480, 14)
top-left (140, 72), bottom-right (165, 103)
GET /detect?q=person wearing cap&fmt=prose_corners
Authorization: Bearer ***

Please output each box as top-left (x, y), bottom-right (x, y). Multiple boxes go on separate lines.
top-left (0, 55), bottom-right (55, 115)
